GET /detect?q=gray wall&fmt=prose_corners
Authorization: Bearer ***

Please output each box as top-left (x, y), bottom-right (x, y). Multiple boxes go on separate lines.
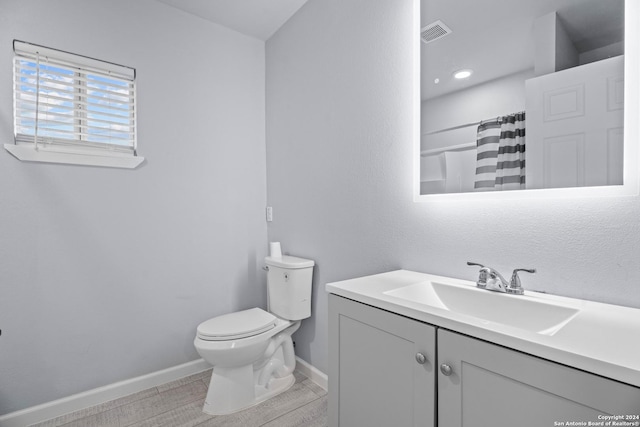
top-left (266, 0), bottom-right (640, 374)
top-left (0, 0), bottom-right (267, 414)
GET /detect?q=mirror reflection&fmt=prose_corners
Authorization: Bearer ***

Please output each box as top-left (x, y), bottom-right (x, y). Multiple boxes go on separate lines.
top-left (420, 0), bottom-right (625, 194)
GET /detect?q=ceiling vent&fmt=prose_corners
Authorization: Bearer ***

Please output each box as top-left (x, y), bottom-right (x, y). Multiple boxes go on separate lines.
top-left (421, 20), bottom-right (452, 44)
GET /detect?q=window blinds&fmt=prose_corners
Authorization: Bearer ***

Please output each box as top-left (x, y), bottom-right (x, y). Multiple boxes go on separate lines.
top-left (13, 41), bottom-right (137, 155)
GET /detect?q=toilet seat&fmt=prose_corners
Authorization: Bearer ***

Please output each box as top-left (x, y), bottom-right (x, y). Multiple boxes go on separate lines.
top-left (197, 308), bottom-right (277, 341)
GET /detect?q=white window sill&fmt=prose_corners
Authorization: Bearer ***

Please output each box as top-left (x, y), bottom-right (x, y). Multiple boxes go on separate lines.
top-left (4, 144), bottom-right (144, 169)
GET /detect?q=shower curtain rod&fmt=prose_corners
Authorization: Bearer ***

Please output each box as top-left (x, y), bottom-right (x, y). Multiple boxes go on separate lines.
top-left (423, 111), bottom-right (525, 136)
top-left (421, 141), bottom-right (476, 157)
top-left (424, 121), bottom-right (483, 136)
top-left (423, 117), bottom-right (501, 136)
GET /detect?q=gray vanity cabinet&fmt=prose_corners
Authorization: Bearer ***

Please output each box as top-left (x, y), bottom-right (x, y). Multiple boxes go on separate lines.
top-left (328, 294), bottom-right (436, 427)
top-left (329, 294), bottom-right (640, 427)
top-left (438, 329), bottom-right (640, 426)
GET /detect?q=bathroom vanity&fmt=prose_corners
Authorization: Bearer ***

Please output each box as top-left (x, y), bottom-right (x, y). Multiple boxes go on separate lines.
top-left (327, 270), bottom-right (640, 426)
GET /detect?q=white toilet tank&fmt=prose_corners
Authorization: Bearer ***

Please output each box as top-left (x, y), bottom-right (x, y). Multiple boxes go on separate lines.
top-left (265, 255), bottom-right (314, 320)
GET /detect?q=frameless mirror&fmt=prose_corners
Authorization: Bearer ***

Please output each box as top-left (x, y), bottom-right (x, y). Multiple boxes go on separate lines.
top-left (419, 0), bottom-right (625, 195)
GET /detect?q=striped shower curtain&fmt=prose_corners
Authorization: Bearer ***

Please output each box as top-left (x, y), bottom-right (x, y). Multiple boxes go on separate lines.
top-left (495, 112), bottom-right (526, 190)
top-left (474, 112), bottom-right (526, 191)
top-left (473, 119), bottom-right (502, 191)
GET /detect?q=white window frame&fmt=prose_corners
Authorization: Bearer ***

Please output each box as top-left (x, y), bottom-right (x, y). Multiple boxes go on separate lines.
top-left (5, 40), bottom-right (144, 169)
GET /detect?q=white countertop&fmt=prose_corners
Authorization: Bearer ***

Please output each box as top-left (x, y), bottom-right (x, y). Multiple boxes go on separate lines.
top-left (326, 269), bottom-right (640, 388)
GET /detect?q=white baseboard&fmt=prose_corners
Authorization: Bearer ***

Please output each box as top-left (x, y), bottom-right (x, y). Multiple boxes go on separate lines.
top-left (0, 359), bottom-right (210, 427)
top-left (295, 356), bottom-right (328, 391)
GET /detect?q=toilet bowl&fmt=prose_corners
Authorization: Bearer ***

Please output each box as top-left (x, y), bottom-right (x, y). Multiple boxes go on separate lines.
top-left (194, 308), bottom-right (300, 415)
top-left (194, 255), bottom-right (314, 415)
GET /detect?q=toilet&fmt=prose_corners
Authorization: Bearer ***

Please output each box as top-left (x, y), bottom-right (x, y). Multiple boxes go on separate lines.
top-left (194, 255), bottom-right (314, 415)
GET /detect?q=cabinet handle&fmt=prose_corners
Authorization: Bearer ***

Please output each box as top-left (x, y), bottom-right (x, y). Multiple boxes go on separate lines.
top-left (415, 352), bottom-right (427, 364)
top-left (440, 364), bottom-right (453, 376)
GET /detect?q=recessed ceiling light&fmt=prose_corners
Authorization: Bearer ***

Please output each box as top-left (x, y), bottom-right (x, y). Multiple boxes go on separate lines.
top-left (453, 69), bottom-right (473, 79)
top-left (434, 78), bottom-right (440, 84)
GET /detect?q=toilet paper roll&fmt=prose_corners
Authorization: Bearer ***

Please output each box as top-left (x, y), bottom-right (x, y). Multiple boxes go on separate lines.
top-left (270, 242), bottom-right (282, 258)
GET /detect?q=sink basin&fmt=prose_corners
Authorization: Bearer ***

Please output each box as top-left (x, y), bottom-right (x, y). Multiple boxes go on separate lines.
top-left (384, 281), bottom-right (580, 335)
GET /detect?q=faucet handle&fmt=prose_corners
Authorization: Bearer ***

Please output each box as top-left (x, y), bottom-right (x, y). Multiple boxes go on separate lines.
top-left (467, 262), bottom-right (487, 288)
top-left (467, 261), bottom-right (485, 268)
top-left (508, 268), bottom-right (536, 294)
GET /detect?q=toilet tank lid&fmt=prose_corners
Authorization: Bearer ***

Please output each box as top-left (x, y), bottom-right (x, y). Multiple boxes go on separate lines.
top-left (265, 255), bottom-right (314, 269)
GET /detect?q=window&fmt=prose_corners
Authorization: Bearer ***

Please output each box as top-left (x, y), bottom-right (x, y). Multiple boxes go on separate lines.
top-left (6, 40), bottom-right (143, 168)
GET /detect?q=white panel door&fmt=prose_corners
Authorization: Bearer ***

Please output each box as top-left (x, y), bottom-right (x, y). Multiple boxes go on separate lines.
top-left (526, 56), bottom-right (624, 189)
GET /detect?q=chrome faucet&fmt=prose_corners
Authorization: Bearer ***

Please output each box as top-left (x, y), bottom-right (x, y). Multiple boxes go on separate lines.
top-left (467, 262), bottom-right (536, 295)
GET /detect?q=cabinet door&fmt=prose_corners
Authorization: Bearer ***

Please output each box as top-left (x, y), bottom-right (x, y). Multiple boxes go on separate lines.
top-left (438, 329), bottom-right (640, 427)
top-left (329, 294), bottom-right (436, 427)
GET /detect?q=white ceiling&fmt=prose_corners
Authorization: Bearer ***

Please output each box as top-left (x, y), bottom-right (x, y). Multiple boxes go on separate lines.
top-left (153, 0), bottom-right (622, 99)
top-left (155, 0), bottom-right (309, 41)
top-left (421, 0), bottom-right (624, 101)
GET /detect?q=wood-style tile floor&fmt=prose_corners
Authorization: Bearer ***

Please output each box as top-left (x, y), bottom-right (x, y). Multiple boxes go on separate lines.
top-left (30, 369), bottom-right (327, 427)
